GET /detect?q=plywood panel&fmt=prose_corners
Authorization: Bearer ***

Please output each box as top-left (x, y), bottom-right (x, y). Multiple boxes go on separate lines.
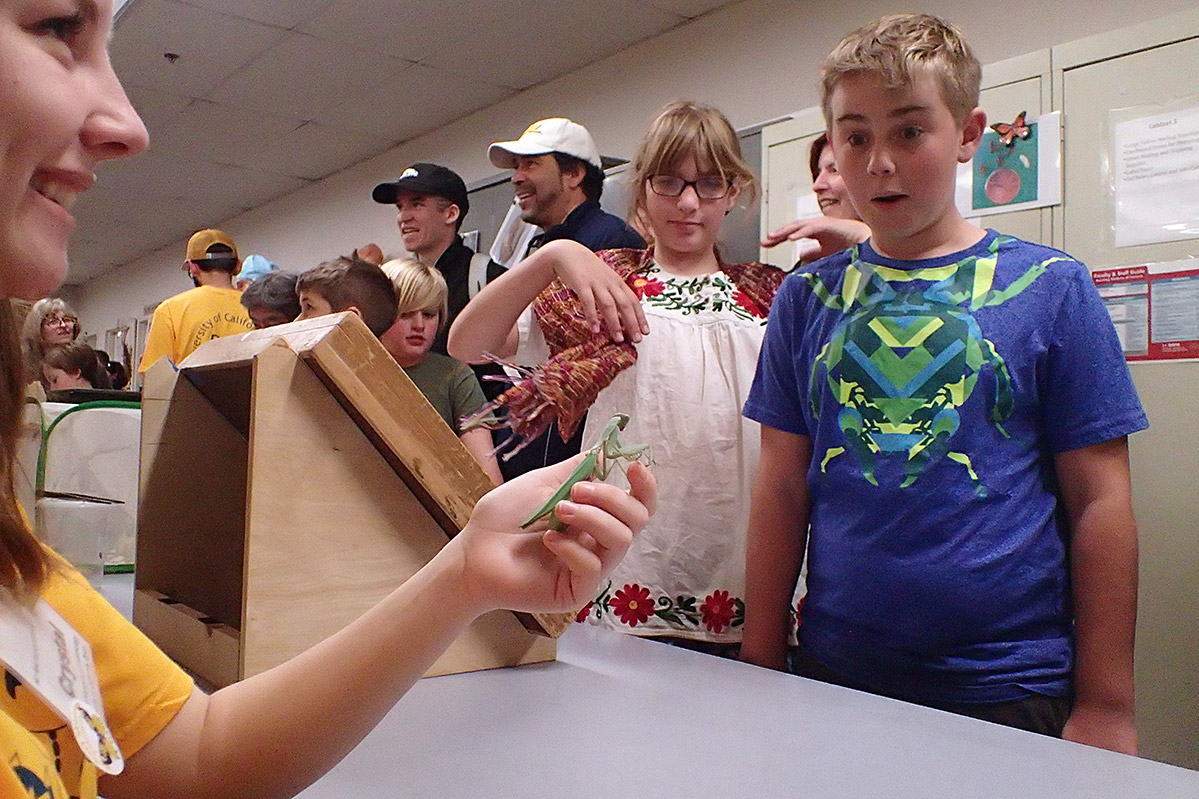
top-left (185, 314), bottom-right (573, 637)
top-left (241, 343), bottom-right (458, 676)
top-left (137, 359), bottom-right (247, 629)
top-left (139, 314), bottom-right (562, 688)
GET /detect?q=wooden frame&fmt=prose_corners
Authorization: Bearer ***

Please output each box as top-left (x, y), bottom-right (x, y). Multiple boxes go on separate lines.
top-left (136, 313), bottom-right (567, 688)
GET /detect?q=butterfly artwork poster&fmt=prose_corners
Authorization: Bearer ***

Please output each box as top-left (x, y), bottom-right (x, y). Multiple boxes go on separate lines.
top-left (956, 111), bottom-right (1061, 217)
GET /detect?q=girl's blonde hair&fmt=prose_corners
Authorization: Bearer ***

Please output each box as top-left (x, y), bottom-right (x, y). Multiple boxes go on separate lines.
top-left (380, 258), bottom-right (449, 329)
top-left (629, 101), bottom-right (756, 232)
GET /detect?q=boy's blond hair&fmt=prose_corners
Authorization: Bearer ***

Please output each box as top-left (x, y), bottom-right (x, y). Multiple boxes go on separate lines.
top-left (379, 258), bottom-right (449, 330)
top-left (630, 101), bottom-right (756, 229)
top-left (820, 14), bottom-right (981, 124)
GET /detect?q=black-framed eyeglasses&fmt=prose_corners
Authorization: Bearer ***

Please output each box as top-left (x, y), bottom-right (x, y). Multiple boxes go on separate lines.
top-left (42, 315), bottom-right (77, 328)
top-left (648, 175), bottom-right (732, 200)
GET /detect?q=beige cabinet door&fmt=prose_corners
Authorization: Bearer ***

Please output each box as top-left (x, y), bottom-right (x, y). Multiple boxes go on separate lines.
top-left (1059, 22), bottom-right (1199, 771)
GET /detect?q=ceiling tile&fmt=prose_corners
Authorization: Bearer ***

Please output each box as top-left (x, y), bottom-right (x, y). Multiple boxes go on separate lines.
top-left (174, 0), bottom-right (334, 29)
top-left (322, 63), bottom-right (514, 141)
top-left (84, 0), bottom-right (741, 280)
top-left (145, 99), bottom-right (302, 168)
top-left (253, 122), bottom-right (395, 181)
top-left (112, 0), bottom-right (288, 98)
top-left (124, 85), bottom-right (194, 142)
top-left (422, 0), bottom-right (683, 90)
top-left (208, 31), bottom-right (409, 123)
top-left (299, 0), bottom-right (526, 62)
top-left (644, 0), bottom-right (733, 18)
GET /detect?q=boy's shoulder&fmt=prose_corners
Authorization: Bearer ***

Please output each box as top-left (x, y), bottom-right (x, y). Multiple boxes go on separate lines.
top-left (991, 232), bottom-right (1082, 266)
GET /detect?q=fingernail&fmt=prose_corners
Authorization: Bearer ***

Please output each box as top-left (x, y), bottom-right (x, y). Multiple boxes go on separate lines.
top-left (569, 482), bottom-right (595, 499)
top-left (555, 500), bottom-right (579, 519)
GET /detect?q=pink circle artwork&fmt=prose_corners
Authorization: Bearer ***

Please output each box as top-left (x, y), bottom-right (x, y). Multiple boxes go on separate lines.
top-left (985, 168), bottom-right (1021, 205)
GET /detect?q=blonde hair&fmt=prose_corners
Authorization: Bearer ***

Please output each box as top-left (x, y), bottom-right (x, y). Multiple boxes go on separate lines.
top-left (380, 258), bottom-right (448, 329)
top-left (820, 14), bottom-right (981, 124)
top-left (629, 101), bottom-right (755, 231)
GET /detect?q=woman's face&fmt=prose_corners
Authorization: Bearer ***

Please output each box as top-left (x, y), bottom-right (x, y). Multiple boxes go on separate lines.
top-left (0, 0), bottom-right (148, 300)
top-left (812, 143), bottom-right (858, 221)
top-left (642, 155), bottom-right (737, 260)
top-left (40, 308), bottom-right (77, 344)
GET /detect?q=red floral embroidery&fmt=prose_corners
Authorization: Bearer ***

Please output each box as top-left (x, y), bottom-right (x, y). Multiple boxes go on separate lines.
top-left (630, 275), bottom-right (665, 299)
top-left (610, 584), bottom-right (654, 626)
top-left (794, 595), bottom-right (806, 630)
top-left (575, 602), bottom-right (594, 623)
top-left (733, 289), bottom-right (765, 318)
top-left (700, 590), bottom-right (736, 633)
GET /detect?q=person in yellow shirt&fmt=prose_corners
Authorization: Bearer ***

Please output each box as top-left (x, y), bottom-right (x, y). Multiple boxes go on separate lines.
top-left (137, 229), bottom-right (254, 373)
top-left (0, 10), bottom-right (653, 799)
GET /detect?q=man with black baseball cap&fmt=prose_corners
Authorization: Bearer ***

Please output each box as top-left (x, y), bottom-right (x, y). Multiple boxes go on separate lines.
top-left (373, 163), bottom-right (497, 355)
top-left (138, 229), bottom-right (253, 373)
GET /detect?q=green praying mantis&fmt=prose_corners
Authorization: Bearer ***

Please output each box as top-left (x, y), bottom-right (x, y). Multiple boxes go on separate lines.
top-left (521, 413), bottom-right (651, 531)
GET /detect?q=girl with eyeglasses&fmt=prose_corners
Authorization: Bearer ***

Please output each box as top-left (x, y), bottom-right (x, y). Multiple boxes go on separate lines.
top-left (450, 100), bottom-right (788, 654)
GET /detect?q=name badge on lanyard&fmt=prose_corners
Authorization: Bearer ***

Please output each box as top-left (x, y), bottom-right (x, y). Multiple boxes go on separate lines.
top-left (0, 588), bottom-right (124, 775)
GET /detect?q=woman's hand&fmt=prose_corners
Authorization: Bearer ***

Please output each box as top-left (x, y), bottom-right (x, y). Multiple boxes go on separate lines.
top-left (448, 454), bottom-right (656, 614)
top-left (542, 241), bottom-right (649, 344)
top-left (762, 216), bottom-right (871, 263)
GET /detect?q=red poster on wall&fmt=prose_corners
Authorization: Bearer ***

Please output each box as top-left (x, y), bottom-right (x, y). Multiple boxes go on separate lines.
top-left (1093, 261), bottom-right (1199, 361)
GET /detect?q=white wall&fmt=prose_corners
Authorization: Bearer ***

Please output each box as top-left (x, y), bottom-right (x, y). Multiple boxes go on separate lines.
top-left (71, 0), bottom-right (1197, 335)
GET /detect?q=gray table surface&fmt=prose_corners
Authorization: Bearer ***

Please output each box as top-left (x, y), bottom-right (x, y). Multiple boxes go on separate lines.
top-left (101, 574), bottom-right (1199, 798)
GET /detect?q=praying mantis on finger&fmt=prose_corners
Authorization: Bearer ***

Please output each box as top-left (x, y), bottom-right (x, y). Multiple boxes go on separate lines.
top-left (521, 413), bottom-right (651, 531)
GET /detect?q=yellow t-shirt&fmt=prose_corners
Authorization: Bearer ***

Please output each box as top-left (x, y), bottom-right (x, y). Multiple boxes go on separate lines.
top-left (138, 285), bottom-right (253, 372)
top-left (1, 564), bottom-right (194, 798)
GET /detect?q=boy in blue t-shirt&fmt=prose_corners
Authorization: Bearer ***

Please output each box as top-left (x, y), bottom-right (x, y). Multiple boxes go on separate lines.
top-left (741, 14), bottom-right (1147, 754)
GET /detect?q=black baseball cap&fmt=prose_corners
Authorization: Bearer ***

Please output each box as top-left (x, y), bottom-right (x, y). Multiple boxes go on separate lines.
top-left (372, 163), bottom-right (469, 217)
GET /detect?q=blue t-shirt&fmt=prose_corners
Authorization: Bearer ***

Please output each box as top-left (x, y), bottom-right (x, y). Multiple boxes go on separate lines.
top-left (743, 231), bottom-right (1148, 703)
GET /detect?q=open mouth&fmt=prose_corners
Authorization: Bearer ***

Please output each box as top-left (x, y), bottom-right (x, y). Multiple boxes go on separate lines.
top-left (872, 193), bottom-right (907, 204)
top-left (818, 197), bottom-right (839, 209)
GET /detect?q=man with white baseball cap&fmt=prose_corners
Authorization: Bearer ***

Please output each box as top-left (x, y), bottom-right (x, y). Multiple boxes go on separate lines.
top-left (488, 117), bottom-right (643, 254)
top-left (481, 119), bottom-right (643, 480)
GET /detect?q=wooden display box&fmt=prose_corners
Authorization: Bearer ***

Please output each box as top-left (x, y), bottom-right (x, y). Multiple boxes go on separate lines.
top-left (136, 313), bottom-right (568, 688)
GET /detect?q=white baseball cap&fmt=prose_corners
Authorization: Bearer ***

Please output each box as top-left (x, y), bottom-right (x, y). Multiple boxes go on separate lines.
top-left (488, 118), bottom-right (603, 170)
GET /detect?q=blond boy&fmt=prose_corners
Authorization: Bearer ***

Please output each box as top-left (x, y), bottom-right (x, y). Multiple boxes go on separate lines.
top-left (741, 14), bottom-right (1146, 753)
top-left (379, 259), bottom-right (503, 485)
